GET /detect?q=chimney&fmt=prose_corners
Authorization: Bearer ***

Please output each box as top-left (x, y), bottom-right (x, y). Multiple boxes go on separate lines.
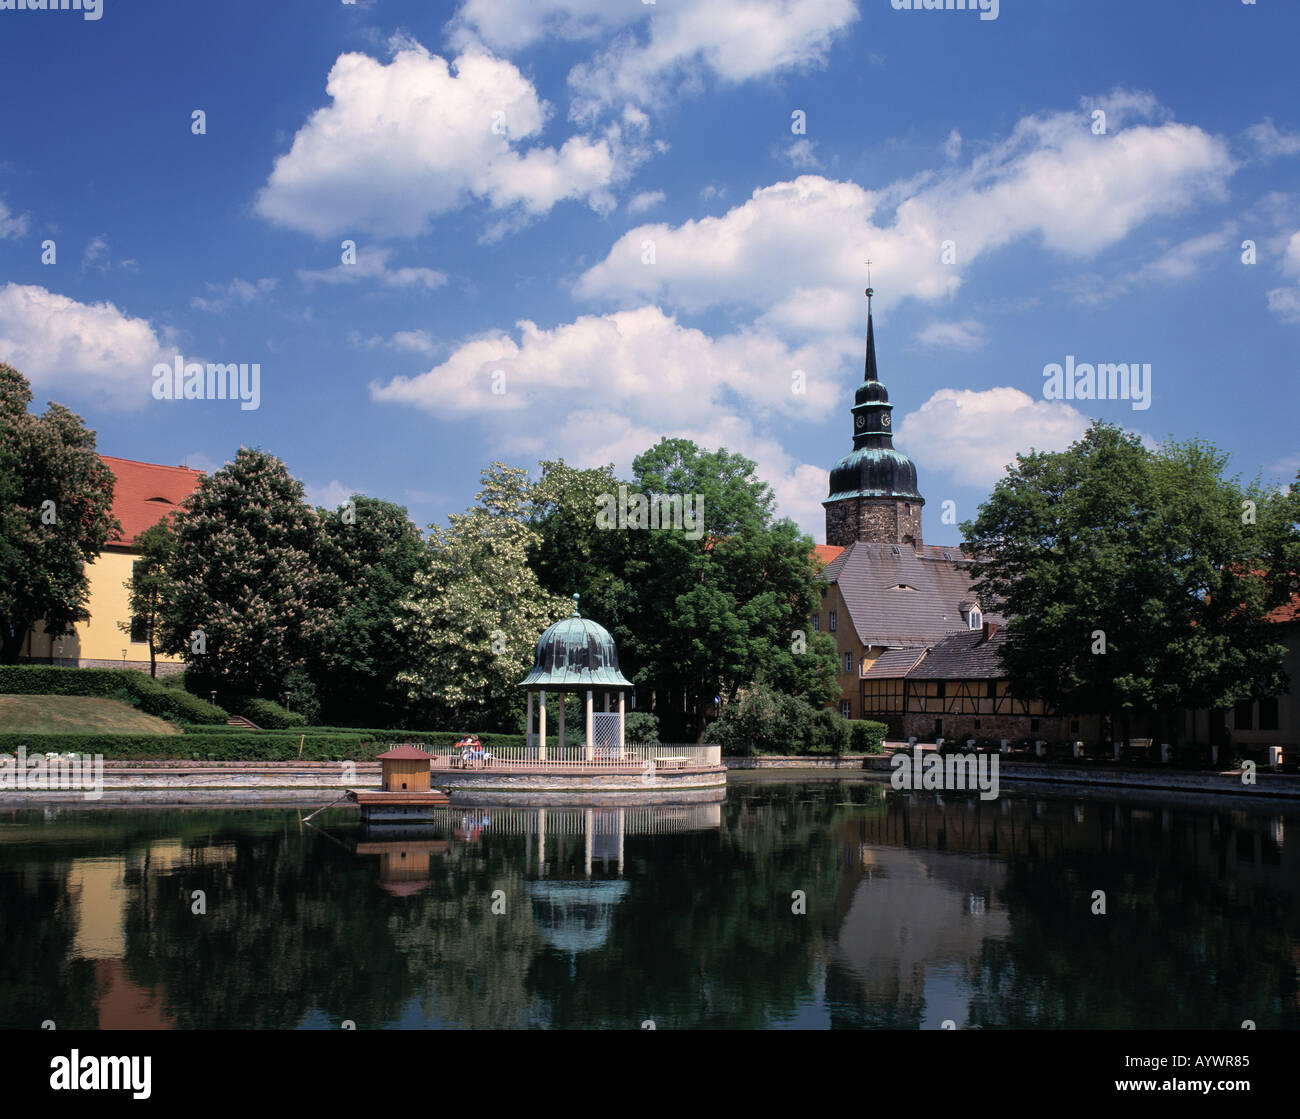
top-left (982, 620), bottom-right (999, 642)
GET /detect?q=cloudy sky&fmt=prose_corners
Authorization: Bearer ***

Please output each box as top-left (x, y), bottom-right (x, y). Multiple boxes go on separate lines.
top-left (1, 0), bottom-right (1297, 545)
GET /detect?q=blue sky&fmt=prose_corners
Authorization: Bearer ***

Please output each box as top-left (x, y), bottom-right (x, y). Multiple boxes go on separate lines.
top-left (1, 0), bottom-right (1297, 546)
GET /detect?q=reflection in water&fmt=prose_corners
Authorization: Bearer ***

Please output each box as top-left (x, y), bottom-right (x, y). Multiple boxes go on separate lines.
top-left (0, 785), bottom-right (1296, 1029)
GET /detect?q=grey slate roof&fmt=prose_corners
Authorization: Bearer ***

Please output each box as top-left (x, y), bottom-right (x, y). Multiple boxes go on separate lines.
top-left (862, 647), bottom-right (927, 678)
top-left (819, 540), bottom-right (998, 647)
top-left (906, 628), bottom-right (1008, 680)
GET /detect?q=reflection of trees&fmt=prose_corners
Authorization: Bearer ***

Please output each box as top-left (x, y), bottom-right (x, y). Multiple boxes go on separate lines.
top-left (0, 865), bottom-right (98, 1029)
top-left (516, 787), bottom-right (871, 1029)
top-left (965, 852), bottom-right (1299, 1029)
top-left (122, 822), bottom-right (447, 1028)
top-left (3, 793), bottom-right (874, 1030)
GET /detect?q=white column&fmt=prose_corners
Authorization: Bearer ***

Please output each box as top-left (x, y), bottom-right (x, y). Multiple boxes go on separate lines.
top-left (618, 690), bottom-right (626, 755)
top-left (539, 690), bottom-right (547, 761)
top-left (558, 691), bottom-right (566, 753)
top-left (526, 691), bottom-right (534, 754)
top-left (586, 689), bottom-right (594, 761)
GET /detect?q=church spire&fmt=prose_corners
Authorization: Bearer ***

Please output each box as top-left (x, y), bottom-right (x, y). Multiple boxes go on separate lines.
top-left (864, 286), bottom-right (878, 383)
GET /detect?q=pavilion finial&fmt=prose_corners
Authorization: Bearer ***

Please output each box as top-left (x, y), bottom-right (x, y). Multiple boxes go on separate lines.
top-left (572, 592), bottom-right (581, 616)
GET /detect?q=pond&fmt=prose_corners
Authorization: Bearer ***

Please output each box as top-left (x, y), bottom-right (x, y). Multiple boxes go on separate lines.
top-left (1, 774), bottom-right (1297, 1029)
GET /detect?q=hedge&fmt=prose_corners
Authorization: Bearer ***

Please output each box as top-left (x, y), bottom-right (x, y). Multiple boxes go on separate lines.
top-left (0, 665), bottom-right (228, 725)
top-left (228, 696), bottom-right (308, 729)
top-left (0, 731), bottom-right (374, 761)
top-left (849, 720), bottom-right (888, 754)
top-left (0, 729), bottom-right (531, 760)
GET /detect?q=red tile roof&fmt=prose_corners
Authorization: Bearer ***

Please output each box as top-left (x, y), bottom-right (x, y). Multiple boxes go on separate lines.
top-left (1268, 593), bottom-right (1300, 624)
top-left (376, 745), bottom-right (433, 761)
top-left (813, 544), bottom-right (844, 566)
top-left (99, 455), bottom-right (204, 548)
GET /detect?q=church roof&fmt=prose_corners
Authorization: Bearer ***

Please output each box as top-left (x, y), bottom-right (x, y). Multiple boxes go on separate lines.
top-left (819, 540), bottom-right (998, 647)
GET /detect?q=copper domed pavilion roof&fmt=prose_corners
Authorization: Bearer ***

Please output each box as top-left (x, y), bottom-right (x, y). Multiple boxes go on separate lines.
top-left (519, 595), bottom-right (634, 690)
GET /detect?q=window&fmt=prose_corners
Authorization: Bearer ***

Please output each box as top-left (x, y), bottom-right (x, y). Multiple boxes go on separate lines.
top-left (843, 652), bottom-right (853, 675)
top-left (934, 718), bottom-right (943, 738)
top-left (986, 681), bottom-right (997, 699)
top-left (973, 719), bottom-right (981, 730)
top-left (811, 614), bottom-right (819, 632)
top-left (968, 608), bottom-right (982, 630)
top-left (1030, 718), bottom-right (1040, 732)
top-left (840, 701), bottom-right (851, 719)
top-left (1234, 699), bottom-right (1254, 731)
top-left (1259, 697), bottom-right (1279, 731)
top-left (829, 610), bottom-right (837, 632)
top-left (1070, 719), bottom-right (1080, 734)
top-left (936, 681), bottom-right (946, 699)
top-left (128, 561), bottom-right (147, 644)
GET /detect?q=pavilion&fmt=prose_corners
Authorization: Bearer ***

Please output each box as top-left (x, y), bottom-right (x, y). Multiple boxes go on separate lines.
top-left (519, 595), bottom-right (635, 760)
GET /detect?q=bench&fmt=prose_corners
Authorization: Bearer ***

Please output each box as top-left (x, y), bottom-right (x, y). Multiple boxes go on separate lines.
top-left (654, 756), bottom-right (689, 770)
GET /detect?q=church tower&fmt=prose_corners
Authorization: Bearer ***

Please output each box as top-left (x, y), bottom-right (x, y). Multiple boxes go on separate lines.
top-left (823, 288), bottom-right (925, 549)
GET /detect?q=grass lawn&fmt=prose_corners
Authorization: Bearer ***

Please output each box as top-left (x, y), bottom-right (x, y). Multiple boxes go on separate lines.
top-left (0, 695), bottom-right (182, 736)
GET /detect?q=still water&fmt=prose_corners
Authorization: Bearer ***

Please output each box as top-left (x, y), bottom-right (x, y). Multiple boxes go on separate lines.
top-left (1, 775), bottom-right (1297, 1030)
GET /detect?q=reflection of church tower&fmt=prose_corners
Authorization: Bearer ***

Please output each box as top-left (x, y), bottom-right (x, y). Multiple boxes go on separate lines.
top-left (824, 289), bottom-right (925, 550)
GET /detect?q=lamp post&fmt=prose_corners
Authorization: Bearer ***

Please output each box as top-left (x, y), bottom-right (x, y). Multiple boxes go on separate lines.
top-left (121, 649), bottom-right (128, 669)
top-left (209, 690), bottom-right (217, 709)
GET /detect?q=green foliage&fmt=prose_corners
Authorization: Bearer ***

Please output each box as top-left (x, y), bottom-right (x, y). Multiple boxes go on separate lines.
top-left (0, 727), bottom-right (528, 759)
top-left (118, 518), bottom-right (177, 677)
top-left (395, 463), bottom-right (571, 730)
top-left (623, 710), bottom-right (660, 743)
top-left (710, 681), bottom-right (852, 754)
top-left (0, 363), bottom-right (120, 662)
top-left (314, 495), bottom-right (431, 725)
top-left (0, 731), bottom-right (372, 760)
top-left (0, 665), bottom-right (227, 724)
top-left (849, 719), bottom-right (888, 754)
top-left (226, 695), bottom-right (308, 729)
top-left (962, 423), bottom-right (1298, 734)
top-left (160, 447), bottom-right (336, 697)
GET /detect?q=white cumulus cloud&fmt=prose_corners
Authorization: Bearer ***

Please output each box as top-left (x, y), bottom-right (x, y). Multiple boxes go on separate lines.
top-left (575, 94), bottom-right (1234, 334)
top-left (0, 283), bottom-right (173, 409)
top-left (369, 304), bottom-right (856, 537)
top-left (256, 45), bottom-right (621, 238)
top-left (895, 387), bottom-right (1093, 490)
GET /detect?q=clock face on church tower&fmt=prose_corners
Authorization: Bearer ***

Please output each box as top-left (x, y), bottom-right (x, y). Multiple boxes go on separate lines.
top-left (881, 413), bottom-right (891, 428)
top-left (855, 414), bottom-right (866, 430)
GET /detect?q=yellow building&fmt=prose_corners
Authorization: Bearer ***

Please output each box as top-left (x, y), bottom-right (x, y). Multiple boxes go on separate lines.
top-left (20, 456), bottom-right (203, 673)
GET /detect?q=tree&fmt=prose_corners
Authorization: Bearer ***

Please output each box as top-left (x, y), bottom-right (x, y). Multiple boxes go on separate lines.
top-left (0, 363), bottom-right (119, 662)
top-left (619, 438), bottom-right (837, 741)
top-left (160, 448), bottom-right (336, 698)
top-left (314, 495), bottom-right (432, 725)
top-left (394, 463), bottom-right (571, 730)
top-left (118, 518), bottom-right (176, 677)
top-left (961, 422), bottom-right (1296, 744)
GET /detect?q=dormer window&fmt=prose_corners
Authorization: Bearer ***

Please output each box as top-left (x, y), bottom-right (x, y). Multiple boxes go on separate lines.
top-left (966, 607), bottom-right (982, 630)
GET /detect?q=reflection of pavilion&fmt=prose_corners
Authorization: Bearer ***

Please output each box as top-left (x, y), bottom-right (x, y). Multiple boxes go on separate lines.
top-left (354, 839), bottom-right (450, 897)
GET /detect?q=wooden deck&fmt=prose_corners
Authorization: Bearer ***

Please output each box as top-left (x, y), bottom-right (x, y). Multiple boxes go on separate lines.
top-left (349, 789), bottom-right (451, 807)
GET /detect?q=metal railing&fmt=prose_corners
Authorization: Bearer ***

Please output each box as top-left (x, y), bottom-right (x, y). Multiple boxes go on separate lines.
top-left (425, 742), bottom-right (721, 769)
